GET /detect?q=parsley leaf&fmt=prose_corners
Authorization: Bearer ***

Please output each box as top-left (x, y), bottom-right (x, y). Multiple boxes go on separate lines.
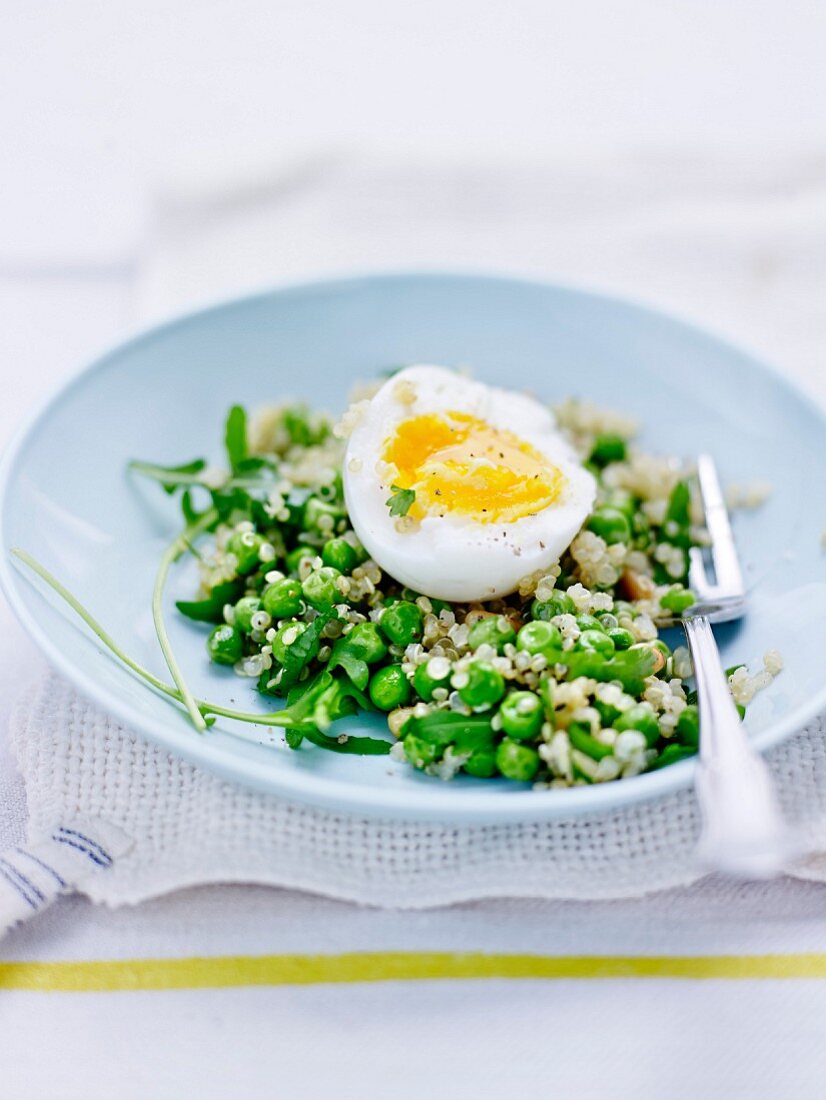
top-left (224, 405), bottom-right (248, 474)
top-left (176, 579), bottom-right (245, 623)
top-left (386, 484), bottom-right (416, 517)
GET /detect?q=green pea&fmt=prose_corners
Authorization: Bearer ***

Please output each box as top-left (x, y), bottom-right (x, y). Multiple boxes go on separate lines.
top-left (303, 497), bottom-right (344, 533)
top-left (468, 616), bottom-right (516, 654)
top-left (495, 739), bottom-right (540, 781)
top-left (301, 566), bottom-right (342, 610)
top-left (234, 596), bottom-right (262, 634)
top-left (587, 507), bottom-right (632, 545)
top-left (271, 620), bottom-right (307, 664)
top-left (207, 623), bottom-right (243, 665)
top-left (660, 586), bottom-right (696, 615)
top-left (403, 733), bottom-right (439, 769)
top-left (412, 661), bottom-right (451, 702)
top-left (322, 537), bottom-right (359, 574)
top-left (575, 614), bottom-right (605, 633)
top-left (615, 703), bottom-right (660, 747)
top-left (607, 627), bottom-right (635, 650)
top-left (590, 433), bottom-right (627, 467)
top-left (458, 661), bottom-right (506, 710)
top-left (262, 577), bottom-right (303, 619)
top-left (531, 592), bottom-right (574, 620)
top-left (604, 488), bottom-right (637, 518)
top-left (227, 530), bottom-right (264, 574)
top-left (369, 665), bottom-right (411, 711)
top-left (499, 691), bottom-right (544, 740)
top-left (577, 629), bottom-right (616, 656)
top-left (463, 750), bottom-right (497, 778)
top-left (516, 620), bottom-right (562, 655)
top-left (380, 600), bottom-right (423, 646)
top-left (286, 545), bottom-right (315, 575)
top-left (594, 611), bottom-right (619, 630)
top-left (676, 704), bottom-right (700, 748)
top-left (345, 622), bottom-right (388, 664)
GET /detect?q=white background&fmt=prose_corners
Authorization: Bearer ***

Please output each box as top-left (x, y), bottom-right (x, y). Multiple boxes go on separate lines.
top-left (3, 1), bottom-right (826, 432)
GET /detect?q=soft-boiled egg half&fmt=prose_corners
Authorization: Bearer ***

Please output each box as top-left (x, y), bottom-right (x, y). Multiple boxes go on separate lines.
top-left (343, 365), bottom-right (596, 602)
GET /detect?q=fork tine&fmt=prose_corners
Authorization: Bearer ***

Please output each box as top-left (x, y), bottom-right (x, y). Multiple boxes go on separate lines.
top-left (688, 545), bottom-right (710, 594)
top-left (695, 453), bottom-right (745, 598)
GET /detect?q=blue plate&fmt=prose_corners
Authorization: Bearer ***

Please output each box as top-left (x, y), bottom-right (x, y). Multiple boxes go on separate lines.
top-left (1, 272), bottom-right (825, 821)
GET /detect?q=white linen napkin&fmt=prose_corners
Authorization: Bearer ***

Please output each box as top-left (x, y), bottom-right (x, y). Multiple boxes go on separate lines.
top-left (2, 675), bottom-right (826, 934)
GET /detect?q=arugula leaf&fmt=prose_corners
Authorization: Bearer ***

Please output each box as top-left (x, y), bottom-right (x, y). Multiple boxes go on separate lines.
top-left (386, 484), bottom-right (416, 518)
top-left (549, 647), bottom-right (657, 695)
top-left (224, 405), bottom-right (248, 474)
top-left (180, 488), bottom-right (213, 527)
top-left (285, 728), bottom-right (305, 749)
top-left (401, 711), bottom-right (493, 753)
top-left (649, 480), bottom-right (693, 585)
top-left (276, 671), bottom-right (391, 755)
top-left (282, 405), bottom-right (330, 448)
top-left (233, 455), bottom-right (277, 476)
top-left (539, 679), bottom-right (555, 727)
top-left (258, 668), bottom-right (282, 697)
top-left (327, 637), bottom-right (370, 691)
top-left (302, 726), bottom-right (392, 755)
top-left (210, 486), bottom-right (254, 523)
top-left (648, 744), bottom-right (697, 770)
top-left (176, 579), bottom-right (245, 623)
top-left (129, 458), bottom-right (207, 494)
top-left (277, 611), bottom-right (333, 689)
top-left (666, 479), bottom-right (691, 528)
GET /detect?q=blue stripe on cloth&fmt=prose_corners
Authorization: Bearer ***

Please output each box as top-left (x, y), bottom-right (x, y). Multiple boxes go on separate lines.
top-left (14, 847), bottom-right (68, 889)
top-left (57, 827), bottom-right (113, 867)
top-left (51, 834), bottom-right (110, 868)
top-left (0, 862), bottom-right (40, 910)
top-left (0, 856), bottom-right (46, 903)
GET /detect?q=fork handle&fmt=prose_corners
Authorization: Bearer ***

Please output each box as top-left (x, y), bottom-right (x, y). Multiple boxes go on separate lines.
top-left (683, 615), bottom-right (797, 878)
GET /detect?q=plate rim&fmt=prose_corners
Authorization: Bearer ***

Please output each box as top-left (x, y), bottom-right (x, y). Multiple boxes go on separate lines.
top-left (2, 268), bottom-right (825, 822)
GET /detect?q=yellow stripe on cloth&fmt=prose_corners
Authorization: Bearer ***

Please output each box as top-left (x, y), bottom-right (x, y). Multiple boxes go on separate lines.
top-left (4, 951), bottom-right (826, 992)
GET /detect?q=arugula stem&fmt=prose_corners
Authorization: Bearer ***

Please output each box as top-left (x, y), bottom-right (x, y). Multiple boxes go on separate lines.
top-left (11, 549), bottom-right (177, 699)
top-left (12, 549), bottom-right (390, 758)
top-left (10, 548), bottom-right (299, 728)
top-left (128, 461), bottom-right (271, 493)
top-left (152, 509), bottom-right (218, 731)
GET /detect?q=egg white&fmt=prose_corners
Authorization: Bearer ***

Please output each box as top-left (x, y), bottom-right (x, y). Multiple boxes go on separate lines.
top-left (342, 365), bottom-right (596, 602)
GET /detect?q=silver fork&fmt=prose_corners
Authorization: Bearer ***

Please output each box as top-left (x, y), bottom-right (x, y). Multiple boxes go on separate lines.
top-left (682, 454), bottom-right (798, 878)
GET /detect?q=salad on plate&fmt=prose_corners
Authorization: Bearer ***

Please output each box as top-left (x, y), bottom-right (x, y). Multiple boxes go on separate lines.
top-left (17, 365), bottom-right (783, 789)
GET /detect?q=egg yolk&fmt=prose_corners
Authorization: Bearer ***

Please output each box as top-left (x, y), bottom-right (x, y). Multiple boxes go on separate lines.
top-left (382, 411), bottom-right (566, 524)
